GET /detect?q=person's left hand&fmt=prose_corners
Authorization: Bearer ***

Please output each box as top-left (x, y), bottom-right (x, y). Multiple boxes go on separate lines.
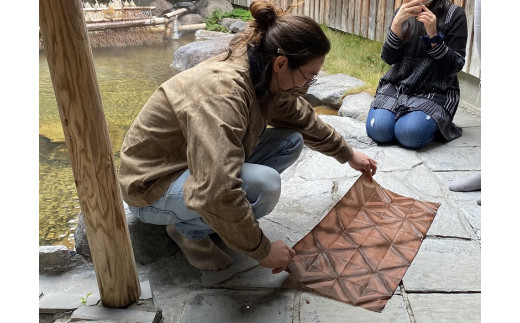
top-left (348, 150), bottom-right (378, 181)
top-left (416, 5), bottom-right (438, 37)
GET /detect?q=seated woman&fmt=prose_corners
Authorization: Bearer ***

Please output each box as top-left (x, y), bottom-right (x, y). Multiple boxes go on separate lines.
top-left (366, 0), bottom-right (468, 149)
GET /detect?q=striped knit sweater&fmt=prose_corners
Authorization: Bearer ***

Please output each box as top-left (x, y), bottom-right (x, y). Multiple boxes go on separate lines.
top-left (371, 2), bottom-right (468, 141)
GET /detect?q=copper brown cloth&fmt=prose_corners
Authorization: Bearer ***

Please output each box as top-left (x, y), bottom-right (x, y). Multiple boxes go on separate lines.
top-left (287, 174), bottom-right (440, 312)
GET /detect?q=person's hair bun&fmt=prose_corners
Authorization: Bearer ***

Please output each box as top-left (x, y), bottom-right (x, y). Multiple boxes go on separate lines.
top-left (250, 0), bottom-right (282, 29)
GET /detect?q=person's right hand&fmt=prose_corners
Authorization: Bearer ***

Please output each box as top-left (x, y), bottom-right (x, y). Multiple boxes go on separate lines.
top-left (258, 240), bottom-right (296, 274)
top-left (393, 0), bottom-right (425, 25)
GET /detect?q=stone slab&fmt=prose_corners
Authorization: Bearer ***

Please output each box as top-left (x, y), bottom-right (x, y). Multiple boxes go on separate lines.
top-left (143, 255), bottom-right (202, 287)
top-left (39, 270), bottom-right (100, 303)
top-left (456, 200), bottom-right (481, 239)
top-left (139, 280), bottom-right (153, 300)
top-left (200, 246), bottom-right (258, 286)
top-left (418, 145), bottom-right (481, 171)
top-left (407, 293), bottom-right (480, 323)
top-left (150, 286), bottom-right (190, 323)
top-left (433, 171), bottom-right (482, 202)
top-left (453, 104), bottom-right (481, 127)
top-left (295, 149), bottom-right (356, 181)
top-left (299, 293), bottom-right (410, 322)
top-left (215, 266), bottom-right (297, 289)
top-left (39, 292), bottom-right (100, 314)
top-left (319, 115), bottom-right (375, 149)
top-left (426, 202), bottom-right (475, 239)
top-left (71, 305), bottom-right (159, 322)
top-left (403, 238), bottom-right (481, 292)
top-left (177, 289), bottom-right (294, 323)
top-left (274, 177), bottom-right (336, 217)
top-left (365, 146), bottom-right (423, 172)
top-left (259, 215), bottom-right (319, 248)
top-left (383, 164), bottom-right (445, 199)
top-left (446, 126), bottom-right (481, 147)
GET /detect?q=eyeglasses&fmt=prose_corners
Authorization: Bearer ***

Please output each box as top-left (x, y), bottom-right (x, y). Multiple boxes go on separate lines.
top-left (297, 67), bottom-right (318, 87)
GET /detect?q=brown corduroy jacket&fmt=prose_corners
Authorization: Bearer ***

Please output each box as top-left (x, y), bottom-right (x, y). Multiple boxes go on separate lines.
top-left (118, 49), bottom-right (353, 260)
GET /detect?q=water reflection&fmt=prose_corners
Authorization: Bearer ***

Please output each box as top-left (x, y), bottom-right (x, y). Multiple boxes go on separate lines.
top-left (39, 38), bottom-right (193, 247)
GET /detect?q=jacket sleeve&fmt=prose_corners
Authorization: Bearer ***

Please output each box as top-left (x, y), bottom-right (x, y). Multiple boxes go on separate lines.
top-left (381, 8), bottom-right (405, 65)
top-left (181, 94), bottom-right (271, 261)
top-left (427, 6), bottom-right (467, 74)
top-left (268, 98), bottom-right (353, 163)
top-left (381, 27), bottom-right (406, 65)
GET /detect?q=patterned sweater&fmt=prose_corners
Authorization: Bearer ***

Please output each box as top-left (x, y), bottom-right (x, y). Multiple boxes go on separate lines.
top-left (371, 2), bottom-right (468, 141)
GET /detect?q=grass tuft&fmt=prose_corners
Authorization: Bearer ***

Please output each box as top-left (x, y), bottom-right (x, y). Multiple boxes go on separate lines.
top-left (322, 27), bottom-right (390, 96)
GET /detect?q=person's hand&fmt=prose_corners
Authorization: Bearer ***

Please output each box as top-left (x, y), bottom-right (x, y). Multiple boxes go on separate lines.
top-left (393, 0), bottom-right (425, 25)
top-left (258, 240), bottom-right (296, 274)
top-left (416, 5), bottom-right (438, 37)
top-left (348, 150), bottom-right (378, 182)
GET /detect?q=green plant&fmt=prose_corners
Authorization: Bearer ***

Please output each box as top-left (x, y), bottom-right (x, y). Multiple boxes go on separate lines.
top-left (205, 9), bottom-right (228, 32)
top-left (80, 292), bottom-right (93, 305)
top-left (205, 8), bottom-right (253, 32)
top-left (223, 8), bottom-right (253, 21)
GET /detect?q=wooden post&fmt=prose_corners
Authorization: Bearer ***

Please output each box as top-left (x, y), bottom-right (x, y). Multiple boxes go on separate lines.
top-left (39, 0), bottom-right (140, 307)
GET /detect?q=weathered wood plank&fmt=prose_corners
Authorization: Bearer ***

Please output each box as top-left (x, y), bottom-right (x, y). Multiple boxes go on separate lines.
top-left (347, 0), bottom-right (355, 34)
top-left (360, 0), bottom-right (368, 38)
top-left (385, 0), bottom-right (396, 38)
top-left (376, 0), bottom-right (387, 42)
top-left (354, 0), bottom-right (361, 35)
top-left (340, 0), bottom-right (349, 32)
top-left (368, 0), bottom-right (377, 40)
top-left (462, 0), bottom-right (474, 73)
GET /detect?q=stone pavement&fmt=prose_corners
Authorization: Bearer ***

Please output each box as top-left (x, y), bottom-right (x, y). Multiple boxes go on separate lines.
top-left (39, 97), bottom-right (481, 322)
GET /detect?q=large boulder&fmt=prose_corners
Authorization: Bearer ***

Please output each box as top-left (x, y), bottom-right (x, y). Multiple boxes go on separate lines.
top-left (172, 34), bottom-right (234, 71)
top-left (150, 0), bottom-right (174, 16)
top-left (175, 1), bottom-right (197, 13)
top-left (197, 0), bottom-right (233, 19)
top-left (74, 206), bottom-right (178, 265)
top-left (212, 17), bottom-right (249, 33)
top-left (338, 92), bottom-right (374, 122)
top-left (39, 245), bottom-right (88, 274)
top-left (303, 74), bottom-right (365, 109)
top-left (178, 13), bottom-right (204, 25)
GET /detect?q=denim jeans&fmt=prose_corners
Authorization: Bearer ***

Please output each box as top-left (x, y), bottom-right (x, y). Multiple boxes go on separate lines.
top-left (128, 128), bottom-right (304, 240)
top-left (365, 108), bottom-right (438, 149)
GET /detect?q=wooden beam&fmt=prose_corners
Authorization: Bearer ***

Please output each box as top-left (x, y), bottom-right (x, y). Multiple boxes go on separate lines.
top-left (86, 17), bottom-right (169, 31)
top-left (39, 0), bottom-right (140, 308)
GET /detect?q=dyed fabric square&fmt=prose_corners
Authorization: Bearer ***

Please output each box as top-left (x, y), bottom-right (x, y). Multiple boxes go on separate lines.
top-left (288, 174), bottom-right (440, 312)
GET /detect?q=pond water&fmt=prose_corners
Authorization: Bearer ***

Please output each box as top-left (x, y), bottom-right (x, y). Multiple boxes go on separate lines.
top-left (39, 37), bottom-right (194, 248)
top-left (39, 35), bottom-right (338, 248)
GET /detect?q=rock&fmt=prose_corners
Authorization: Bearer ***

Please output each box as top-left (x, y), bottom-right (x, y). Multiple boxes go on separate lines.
top-left (197, 0), bottom-right (233, 19)
top-left (150, 0), bottom-right (174, 16)
top-left (303, 73), bottom-right (365, 109)
top-left (172, 35), bottom-right (234, 71)
top-left (220, 18), bottom-right (241, 30)
top-left (176, 1), bottom-right (197, 13)
top-left (178, 13), bottom-right (204, 25)
top-left (229, 20), bottom-right (249, 33)
top-left (338, 92), bottom-right (374, 122)
top-left (318, 115), bottom-right (375, 149)
top-left (74, 206), bottom-right (178, 265)
top-left (39, 245), bottom-right (88, 274)
top-left (195, 29), bottom-right (230, 40)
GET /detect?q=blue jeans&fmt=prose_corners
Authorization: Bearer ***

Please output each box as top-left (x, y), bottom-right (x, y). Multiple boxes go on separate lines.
top-left (365, 108), bottom-right (438, 148)
top-left (128, 128), bottom-right (304, 240)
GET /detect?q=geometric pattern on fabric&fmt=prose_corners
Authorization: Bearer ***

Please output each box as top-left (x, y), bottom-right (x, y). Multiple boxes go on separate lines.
top-left (287, 174), bottom-right (440, 312)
